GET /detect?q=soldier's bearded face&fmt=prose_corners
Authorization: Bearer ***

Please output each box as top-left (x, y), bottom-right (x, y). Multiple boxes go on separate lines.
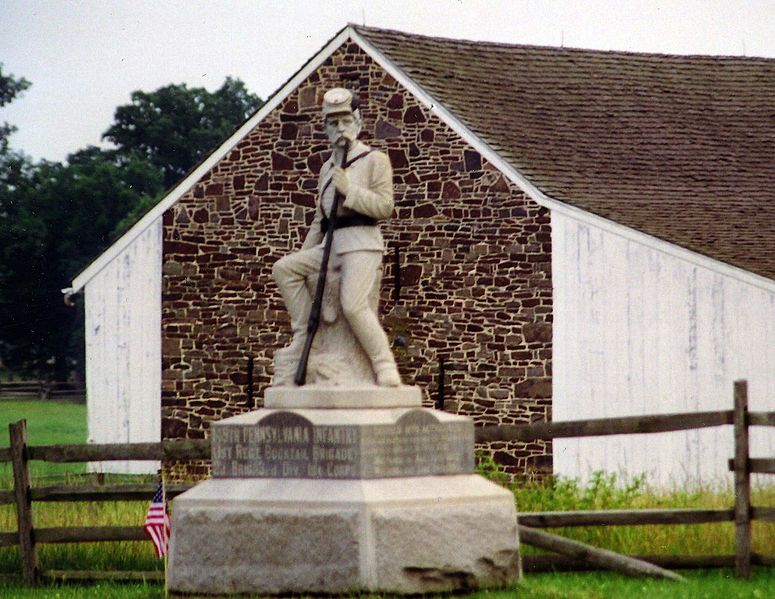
top-left (326, 113), bottom-right (361, 147)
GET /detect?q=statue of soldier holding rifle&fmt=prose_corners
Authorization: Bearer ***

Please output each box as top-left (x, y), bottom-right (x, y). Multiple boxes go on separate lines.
top-left (272, 88), bottom-right (401, 387)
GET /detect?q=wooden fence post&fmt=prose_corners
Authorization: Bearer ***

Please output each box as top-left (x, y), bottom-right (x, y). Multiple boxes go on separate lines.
top-left (733, 380), bottom-right (752, 579)
top-left (436, 355), bottom-right (446, 411)
top-left (9, 419), bottom-right (39, 584)
top-left (246, 355), bottom-right (254, 409)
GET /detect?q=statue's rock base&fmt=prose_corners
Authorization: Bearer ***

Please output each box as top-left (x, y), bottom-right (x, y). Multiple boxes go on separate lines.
top-left (168, 476), bottom-right (519, 595)
top-left (168, 386), bottom-right (521, 596)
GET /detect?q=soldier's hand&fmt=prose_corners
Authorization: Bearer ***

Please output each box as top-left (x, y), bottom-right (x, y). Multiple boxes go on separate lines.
top-left (332, 167), bottom-right (350, 195)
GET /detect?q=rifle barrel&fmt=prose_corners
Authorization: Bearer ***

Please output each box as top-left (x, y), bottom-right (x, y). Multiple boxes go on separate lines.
top-left (294, 139), bottom-right (351, 386)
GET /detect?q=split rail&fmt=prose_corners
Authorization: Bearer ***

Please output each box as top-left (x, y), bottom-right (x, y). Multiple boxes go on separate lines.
top-left (0, 381), bottom-right (85, 401)
top-left (0, 379), bottom-right (772, 584)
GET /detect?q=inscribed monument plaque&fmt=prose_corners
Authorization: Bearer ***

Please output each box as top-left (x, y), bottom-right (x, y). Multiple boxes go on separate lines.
top-left (212, 408), bottom-right (474, 479)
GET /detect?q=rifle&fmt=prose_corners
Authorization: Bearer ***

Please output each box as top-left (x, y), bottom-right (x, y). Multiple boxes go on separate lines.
top-left (294, 138), bottom-right (350, 386)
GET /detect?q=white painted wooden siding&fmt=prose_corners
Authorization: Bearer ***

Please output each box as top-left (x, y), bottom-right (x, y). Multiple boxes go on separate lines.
top-left (84, 217), bottom-right (162, 474)
top-left (552, 211), bottom-right (775, 488)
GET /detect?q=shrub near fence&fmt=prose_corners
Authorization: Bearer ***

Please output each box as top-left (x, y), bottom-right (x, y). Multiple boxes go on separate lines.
top-left (478, 380), bottom-right (775, 578)
top-left (0, 379), bottom-right (772, 584)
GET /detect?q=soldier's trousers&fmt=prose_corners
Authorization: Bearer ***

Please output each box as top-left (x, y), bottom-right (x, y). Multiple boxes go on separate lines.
top-left (272, 246), bottom-right (396, 375)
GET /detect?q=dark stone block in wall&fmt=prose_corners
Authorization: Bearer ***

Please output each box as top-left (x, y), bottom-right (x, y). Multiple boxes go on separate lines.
top-left (165, 241), bottom-right (198, 255)
top-left (272, 152), bottom-right (295, 171)
top-left (387, 93), bottom-right (403, 109)
top-left (414, 203), bottom-right (438, 218)
top-left (376, 119), bottom-right (401, 139)
top-left (248, 197), bottom-right (259, 220)
top-left (442, 181), bottom-right (461, 199)
top-left (527, 454), bottom-right (553, 473)
top-left (403, 105), bottom-right (426, 124)
top-left (299, 86), bottom-right (317, 108)
top-left (493, 451), bottom-right (519, 466)
top-left (163, 418), bottom-right (188, 439)
top-left (523, 322), bottom-right (552, 343)
top-left (307, 152), bottom-right (325, 174)
top-left (255, 173), bottom-right (268, 191)
top-left (230, 372), bottom-right (248, 385)
top-left (515, 379), bottom-right (552, 399)
top-left (280, 113), bottom-right (311, 123)
top-left (281, 123), bottom-right (298, 140)
top-left (490, 175), bottom-right (511, 193)
top-left (291, 192), bottom-right (315, 208)
top-left (464, 150), bottom-right (481, 171)
top-left (401, 264), bottom-right (423, 286)
top-left (387, 148), bottom-right (408, 169)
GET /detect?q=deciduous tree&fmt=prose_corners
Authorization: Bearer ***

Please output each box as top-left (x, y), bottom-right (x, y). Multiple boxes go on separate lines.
top-left (103, 77), bottom-right (262, 188)
top-left (0, 75), bottom-right (261, 379)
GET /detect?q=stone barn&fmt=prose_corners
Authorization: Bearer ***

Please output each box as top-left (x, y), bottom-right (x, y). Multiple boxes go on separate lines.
top-left (67, 25), bottom-right (775, 484)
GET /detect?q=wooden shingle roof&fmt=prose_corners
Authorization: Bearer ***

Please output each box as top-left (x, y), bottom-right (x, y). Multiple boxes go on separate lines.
top-left (356, 26), bottom-right (775, 281)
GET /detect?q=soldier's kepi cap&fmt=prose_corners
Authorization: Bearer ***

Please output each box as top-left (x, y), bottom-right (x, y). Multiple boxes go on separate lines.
top-left (322, 88), bottom-right (361, 118)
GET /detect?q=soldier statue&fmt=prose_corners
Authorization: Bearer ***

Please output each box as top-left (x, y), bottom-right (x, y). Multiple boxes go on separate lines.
top-left (272, 88), bottom-right (401, 387)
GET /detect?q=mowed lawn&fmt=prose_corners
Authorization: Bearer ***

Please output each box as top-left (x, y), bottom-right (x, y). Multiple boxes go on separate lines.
top-left (0, 398), bottom-right (87, 482)
top-left (0, 569), bottom-right (774, 598)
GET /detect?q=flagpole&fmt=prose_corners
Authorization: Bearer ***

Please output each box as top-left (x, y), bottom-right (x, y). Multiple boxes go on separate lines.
top-left (162, 467), bottom-right (169, 599)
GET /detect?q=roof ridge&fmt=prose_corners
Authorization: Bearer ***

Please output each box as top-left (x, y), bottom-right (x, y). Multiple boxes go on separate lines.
top-left (352, 23), bottom-right (775, 63)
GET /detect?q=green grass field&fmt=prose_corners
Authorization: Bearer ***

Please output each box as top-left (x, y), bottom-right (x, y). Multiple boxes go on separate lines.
top-left (0, 399), bottom-right (87, 482)
top-left (0, 569), bottom-right (774, 598)
top-left (0, 398), bottom-right (773, 597)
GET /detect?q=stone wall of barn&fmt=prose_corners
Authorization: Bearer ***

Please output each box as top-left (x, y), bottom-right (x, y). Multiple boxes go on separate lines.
top-left (161, 42), bottom-right (552, 480)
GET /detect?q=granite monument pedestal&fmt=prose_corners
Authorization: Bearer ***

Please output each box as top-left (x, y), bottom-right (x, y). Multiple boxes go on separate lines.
top-left (168, 386), bottom-right (521, 595)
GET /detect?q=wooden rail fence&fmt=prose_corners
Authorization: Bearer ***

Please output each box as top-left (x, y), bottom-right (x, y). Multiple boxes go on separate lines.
top-left (0, 379), bottom-right (772, 584)
top-left (0, 381), bottom-right (85, 401)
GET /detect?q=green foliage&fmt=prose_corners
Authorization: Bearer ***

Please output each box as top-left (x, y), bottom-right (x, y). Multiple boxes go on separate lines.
top-left (515, 471), bottom-right (646, 512)
top-left (0, 148), bottom-right (163, 377)
top-left (0, 64), bottom-right (31, 156)
top-left (475, 450), bottom-right (511, 487)
top-left (103, 77), bottom-right (263, 188)
top-left (0, 72), bottom-right (261, 379)
top-left (513, 473), bottom-right (775, 558)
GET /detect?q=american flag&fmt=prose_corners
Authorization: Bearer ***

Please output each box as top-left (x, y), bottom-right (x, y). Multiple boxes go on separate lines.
top-left (144, 481), bottom-right (170, 558)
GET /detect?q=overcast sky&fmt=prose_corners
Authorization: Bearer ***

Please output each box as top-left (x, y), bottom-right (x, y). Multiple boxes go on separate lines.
top-left (2, 0), bottom-right (774, 163)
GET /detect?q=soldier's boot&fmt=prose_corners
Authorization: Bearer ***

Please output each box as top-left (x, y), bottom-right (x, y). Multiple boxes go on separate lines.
top-left (363, 334), bottom-right (401, 387)
top-left (275, 330), bottom-right (308, 361)
top-left (343, 304), bottom-right (401, 387)
top-left (374, 359), bottom-right (401, 387)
